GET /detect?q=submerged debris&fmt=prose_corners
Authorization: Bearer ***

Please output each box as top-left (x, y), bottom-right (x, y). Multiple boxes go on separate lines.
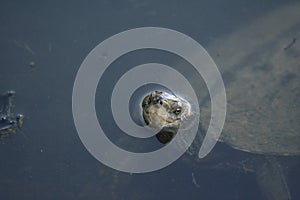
top-left (29, 61), bottom-right (36, 68)
top-left (191, 172), bottom-right (201, 188)
top-left (284, 38), bottom-right (297, 50)
top-left (0, 91), bottom-right (24, 136)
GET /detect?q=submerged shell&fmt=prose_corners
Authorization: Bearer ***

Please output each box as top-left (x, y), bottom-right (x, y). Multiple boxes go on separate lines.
top-left (199, 2), bottom-right (300, 156)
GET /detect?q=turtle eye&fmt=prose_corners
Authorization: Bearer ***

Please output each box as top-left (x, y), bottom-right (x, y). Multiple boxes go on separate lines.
top-left (173, 108), bottom-right (182, 115)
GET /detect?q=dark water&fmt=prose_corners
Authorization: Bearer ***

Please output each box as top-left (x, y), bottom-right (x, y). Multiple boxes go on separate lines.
top-left (0, 0), bottom-right (299, 199)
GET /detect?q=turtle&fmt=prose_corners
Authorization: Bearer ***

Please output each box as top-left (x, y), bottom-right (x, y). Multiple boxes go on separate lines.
top-left (141, 89), bottom-right (297, 199)
top-left (0, 91), bottom-right (24, 136)
top-left (140, 3), bottom-right (300, 199)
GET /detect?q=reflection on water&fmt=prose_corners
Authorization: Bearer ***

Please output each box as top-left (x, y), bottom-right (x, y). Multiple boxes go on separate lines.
top-left (0, 0), bottom-right (299, 199)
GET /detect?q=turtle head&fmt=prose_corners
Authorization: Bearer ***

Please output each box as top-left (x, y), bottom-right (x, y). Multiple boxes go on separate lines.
top-left (142, 91), bottom-right (185, 128)
top-left (142, 91), bottom-right (192, 143)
